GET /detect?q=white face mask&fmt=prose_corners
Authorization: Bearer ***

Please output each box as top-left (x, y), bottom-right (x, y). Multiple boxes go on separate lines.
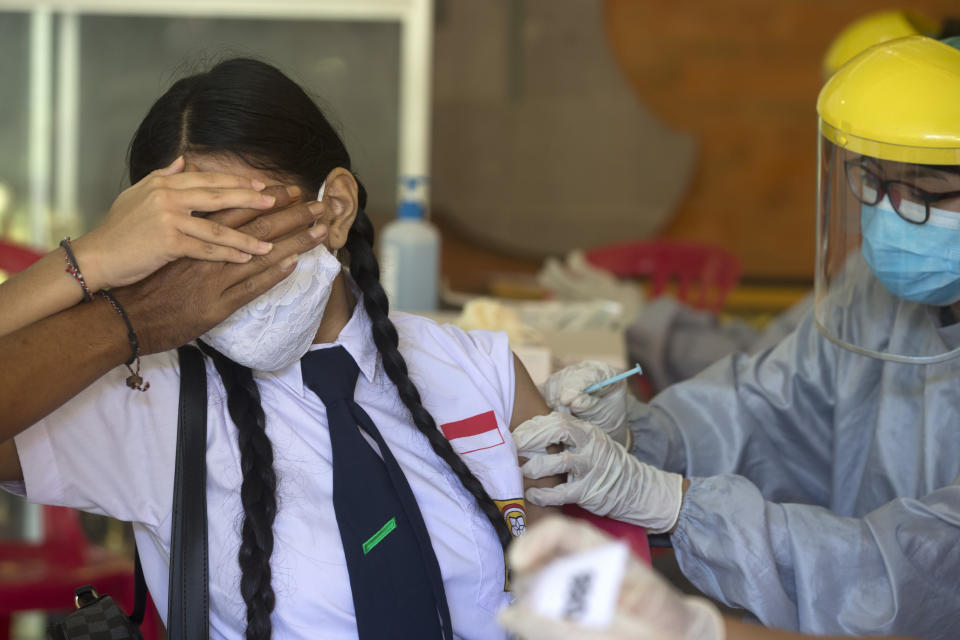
top-left (201, 183), bottom-right (341, 371)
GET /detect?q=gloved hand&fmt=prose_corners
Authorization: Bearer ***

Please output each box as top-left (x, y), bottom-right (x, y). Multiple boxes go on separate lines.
top-left (513, 412), bottom-right (683, 534)
top-left (498, 516), bottom-right (725, 640)
top-left (539, 361), bottom-right (631, 448)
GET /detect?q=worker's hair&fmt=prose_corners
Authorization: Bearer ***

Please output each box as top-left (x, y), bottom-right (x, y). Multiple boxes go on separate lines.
top-left (127, 57), bottom-right (510, 640)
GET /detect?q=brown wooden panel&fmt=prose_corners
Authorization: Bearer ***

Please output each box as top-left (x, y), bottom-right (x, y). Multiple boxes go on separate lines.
top-left (604, 0), bottom-right (960, 281)
top-left (434, 1), bottom-right (959, 293)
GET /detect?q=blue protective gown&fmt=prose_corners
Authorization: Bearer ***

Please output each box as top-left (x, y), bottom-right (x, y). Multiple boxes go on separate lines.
top-left (625, 292), bottom-right (813, 392)
top-left (627, 269), bottom-right (960, 638)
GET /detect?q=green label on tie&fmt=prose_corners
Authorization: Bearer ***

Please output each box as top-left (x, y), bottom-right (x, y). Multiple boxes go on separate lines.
top-left (362, 517), bottom-right (397, 555)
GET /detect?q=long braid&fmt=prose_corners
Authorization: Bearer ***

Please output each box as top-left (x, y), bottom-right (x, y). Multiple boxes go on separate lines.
top-left (130, 57), bottom-right (513, 638)
top-left (198, 342), bottom-right (278, 640)
top-left (345, 185), bottom-right (512, 551)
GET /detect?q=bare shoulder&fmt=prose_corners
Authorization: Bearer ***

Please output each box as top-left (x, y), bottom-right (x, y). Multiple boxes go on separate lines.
top-left (510, 353), bottom-right (550, 428)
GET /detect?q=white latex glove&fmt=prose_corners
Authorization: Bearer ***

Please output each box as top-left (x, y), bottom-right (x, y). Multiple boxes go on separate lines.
top-left (536, 251), bottom-right (645, 324)
top-left (513, 411), bottom-right (683, 534)
top-left (499, 516), bottom-right (725, 640)
top-left (539, 361), bottom-right (631, 448)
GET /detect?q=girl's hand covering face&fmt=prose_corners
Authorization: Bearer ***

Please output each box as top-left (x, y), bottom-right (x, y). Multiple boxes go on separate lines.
top-left (70, 156), bottom-right (280, 291)
top-left (111, 185), bottom-right (331, 355)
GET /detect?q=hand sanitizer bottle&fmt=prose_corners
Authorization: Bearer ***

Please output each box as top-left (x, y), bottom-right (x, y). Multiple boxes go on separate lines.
top-left (379, 177), bottom-right (440, 311)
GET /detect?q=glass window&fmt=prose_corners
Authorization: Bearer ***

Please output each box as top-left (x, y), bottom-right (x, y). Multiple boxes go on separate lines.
top-left (75, 15), bottom-right (400, 232)
top-left (0, 12), bottom-right (31, 245)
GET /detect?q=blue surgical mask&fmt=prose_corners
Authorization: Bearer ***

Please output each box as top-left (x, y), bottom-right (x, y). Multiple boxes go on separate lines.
top-left (861, 197), bottom-right (960, 306)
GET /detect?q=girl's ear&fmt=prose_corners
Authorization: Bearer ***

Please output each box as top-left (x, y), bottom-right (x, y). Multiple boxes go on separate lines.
top-left (320, 168), bottom-right (359, 250)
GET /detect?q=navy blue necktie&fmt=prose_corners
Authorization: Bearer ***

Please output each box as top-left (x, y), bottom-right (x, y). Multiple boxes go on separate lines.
top-left (301, 346), bottom-right (452, 639)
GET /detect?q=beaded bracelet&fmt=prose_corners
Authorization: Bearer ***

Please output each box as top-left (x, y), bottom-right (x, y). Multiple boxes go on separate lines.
top-left (59, 237), bottom-right (92, 302)
top-left (98, 290), bottom-right (150, 392)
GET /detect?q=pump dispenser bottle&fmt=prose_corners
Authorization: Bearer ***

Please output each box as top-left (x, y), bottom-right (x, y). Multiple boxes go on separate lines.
top-left (379, 177), bottom-right (440, 311)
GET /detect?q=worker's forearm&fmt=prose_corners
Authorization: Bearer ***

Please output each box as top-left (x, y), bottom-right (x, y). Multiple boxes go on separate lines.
top-left (724, 617), bottom-right (918, 640)
top-left (0, 296), bottom-right (128, 440)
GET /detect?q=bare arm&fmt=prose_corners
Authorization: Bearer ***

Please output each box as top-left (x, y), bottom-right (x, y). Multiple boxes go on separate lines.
top-left (0, 298), bottom-right (129, 481)
top-left (0, 158), bottom-right (279, 339)
top-left (0, 193), bottom-right (330, 481)
top-left (0, 248), bottom-right (98, 337)
top-left (509, 353), bottom-right (563, 523)
top-left (725, 618), bottom-right (917, 640)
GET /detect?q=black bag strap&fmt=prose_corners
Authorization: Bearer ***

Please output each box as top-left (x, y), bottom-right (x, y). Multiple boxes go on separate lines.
top-left (165, 344), bottom-right (210, 640)
top-left (126, 346), bottom-right (209, 636)
top-left (129, 549), bottom-right (147, 626)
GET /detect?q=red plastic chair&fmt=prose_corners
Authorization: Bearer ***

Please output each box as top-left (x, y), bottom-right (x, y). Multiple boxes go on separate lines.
top-left (585, 240), bottom-right (742, 313)
top-left (585, 239), bottom-right (742, 401)
top-left (0, 239), bottom-right (45, 275)
top-left (561, 504), bottom-right (651, 565)
top-left (0, 506), bottom-right (162, 640)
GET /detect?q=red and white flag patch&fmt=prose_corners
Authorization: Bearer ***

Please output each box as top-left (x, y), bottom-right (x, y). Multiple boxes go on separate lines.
top-left (440, 411), bottom-right (504, 454)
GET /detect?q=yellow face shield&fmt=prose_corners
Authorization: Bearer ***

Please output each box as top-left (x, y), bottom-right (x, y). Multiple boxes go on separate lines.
top-left (822, 10), bottom-right (937, 79)
top-left (815, 37), bottom-right (960, 363)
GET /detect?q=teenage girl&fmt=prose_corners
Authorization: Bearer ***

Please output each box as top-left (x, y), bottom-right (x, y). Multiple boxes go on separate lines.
top-left (0, 58), bottom-right (556, 639)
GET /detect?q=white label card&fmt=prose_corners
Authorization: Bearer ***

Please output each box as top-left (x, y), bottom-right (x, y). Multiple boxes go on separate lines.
top-left (527, 541), bottom-right (629, 629)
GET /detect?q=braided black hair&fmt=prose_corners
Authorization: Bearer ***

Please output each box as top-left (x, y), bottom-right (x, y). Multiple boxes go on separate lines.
top-left (197, 342), bottom-right (277, 640)
top-left (128, 57), bottom-right (510, 639)
top-left (347, 185), bottom-right (513, 551)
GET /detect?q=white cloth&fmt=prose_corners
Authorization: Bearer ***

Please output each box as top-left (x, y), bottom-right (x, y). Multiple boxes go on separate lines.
top-left (9, 295), bottom-right (522, 639)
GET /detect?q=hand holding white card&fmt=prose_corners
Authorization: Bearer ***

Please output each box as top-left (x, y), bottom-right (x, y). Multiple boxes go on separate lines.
top-left (499, 517), bottom-right (725, 640)
top-left (527, 541), bottom-right (629, 628)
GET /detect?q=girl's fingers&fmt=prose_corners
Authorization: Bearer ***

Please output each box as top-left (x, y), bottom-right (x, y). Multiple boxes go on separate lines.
top-left (236, 200), bottom-right (325, 240)
top-left (178, 216), bottom-right (272, 255)
top-left (173, 187), bottom-right (276, 215)
top-left (207, 185), bottom-right (302, 230)
top-left (178, 237), bottom-right (255, 264)
top-left (153, 155), bottom-right (186, 177)
top-left (162, 170), bottom-right (267, 192)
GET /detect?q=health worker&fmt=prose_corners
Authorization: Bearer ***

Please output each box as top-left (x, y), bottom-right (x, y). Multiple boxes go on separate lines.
top-left (625, 9), bottom-right (960, 394)
top-left (516, 35), bottom-right (960, 639)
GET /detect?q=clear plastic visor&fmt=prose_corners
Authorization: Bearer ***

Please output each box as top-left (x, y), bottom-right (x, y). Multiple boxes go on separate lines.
top-left (815, 132), bottom-right (960, 363)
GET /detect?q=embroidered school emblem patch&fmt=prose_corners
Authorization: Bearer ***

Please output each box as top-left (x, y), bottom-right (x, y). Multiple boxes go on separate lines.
top-left (494, 499), bottom-right (527, 538)
top-left (439, 411), bottom-right (504, 454)
top-left (495, 498), bottom-right (527, 591)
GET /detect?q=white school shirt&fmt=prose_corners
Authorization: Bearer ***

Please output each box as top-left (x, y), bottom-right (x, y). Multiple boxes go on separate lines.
top-left (8, 298), bottom-right (524, 639)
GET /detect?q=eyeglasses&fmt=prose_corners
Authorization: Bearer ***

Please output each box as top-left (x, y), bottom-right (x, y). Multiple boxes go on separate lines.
top-left (843, 159), bottom-right (960, 225)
